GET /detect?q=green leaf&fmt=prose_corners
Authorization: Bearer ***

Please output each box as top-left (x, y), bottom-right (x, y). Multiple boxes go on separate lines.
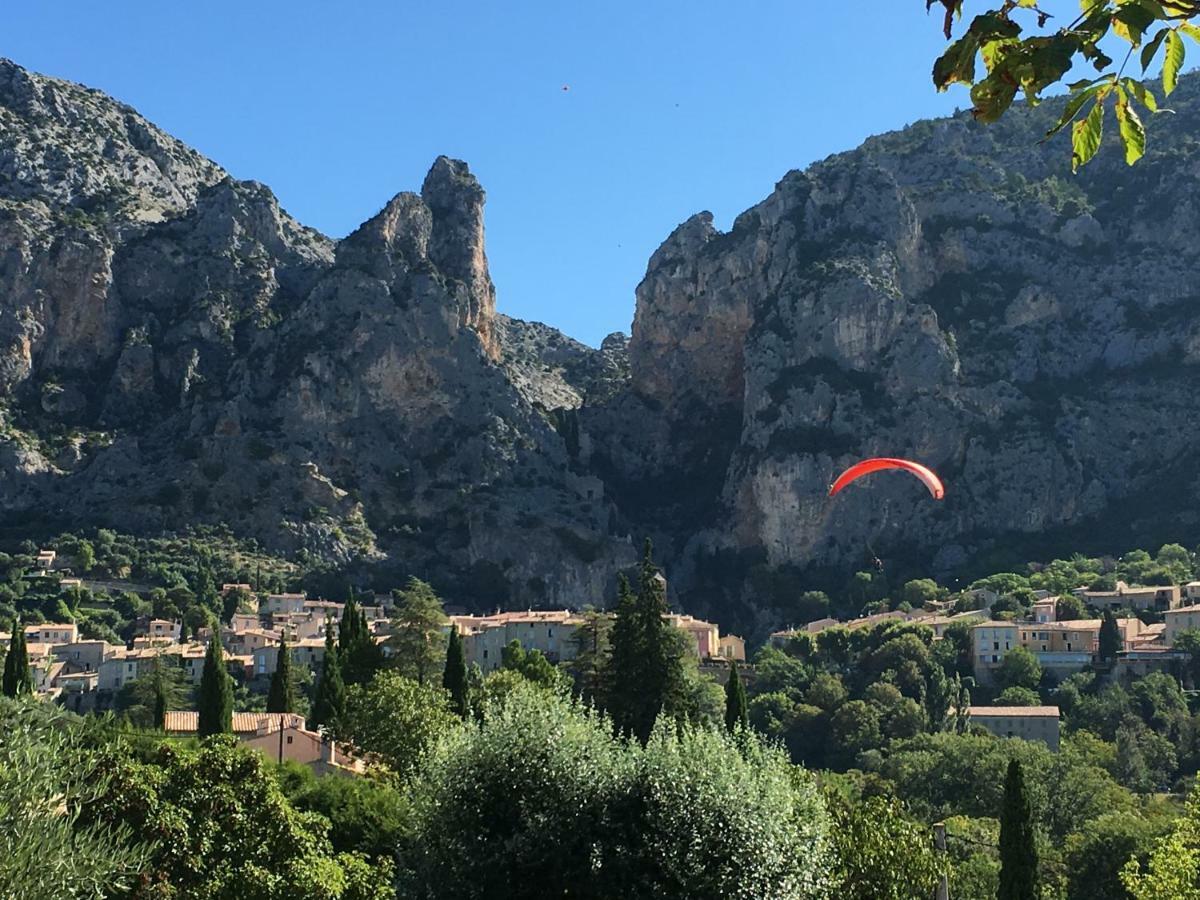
top-left (1113, 4), bottom-right (1155, 47)
top-left (970, 72), bottom-right (1020, 123)
top-left (1046, 82), bottom-right (1108, 137)
top-left (1163, 29), bottom-right (1185, 96)
top-left (1181, 22), bottom-right (1200, 44)
top-left (933, 35), bottom-right (979, 89)
top-left (1071, 97), bottom-right (1105, 173)
top-left (1114, 87), bottom-right (1147, 164)
top-left (1122, 77), bottom-right (1159, 112)
top-left (1141, 28), bottom-right (1168, 71)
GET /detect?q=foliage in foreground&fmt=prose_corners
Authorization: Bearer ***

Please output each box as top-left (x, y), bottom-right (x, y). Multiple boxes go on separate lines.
top-left (0, 698), bottom-right (146, 899)
top-left (928, 0), bottom-right (1200, 169)
top-left (80, 735), bottom-right (393, 900)
top-left (400, 683), bottom-right (833, 899)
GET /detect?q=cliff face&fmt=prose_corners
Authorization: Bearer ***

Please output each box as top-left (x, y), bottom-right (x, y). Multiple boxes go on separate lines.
top-left (0, 59), bottom-right (634, 608)
top-left (583, 76), bottom-right (1200, 615)
top-left (6, 56), bottom-right (1200, 622)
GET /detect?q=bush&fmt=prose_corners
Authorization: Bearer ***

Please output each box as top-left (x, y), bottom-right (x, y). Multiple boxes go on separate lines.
top-left (401, 684), bottom-right (833, 899)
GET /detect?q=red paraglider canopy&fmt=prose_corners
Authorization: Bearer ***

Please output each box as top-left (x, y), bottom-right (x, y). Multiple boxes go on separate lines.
top-left (829, 458), bottom-right (945, 500)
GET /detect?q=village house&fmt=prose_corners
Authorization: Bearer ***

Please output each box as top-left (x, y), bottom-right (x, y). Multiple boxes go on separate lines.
top-left (1164, 606), bottom-right (1200, 645)
top-left (35, 549), bottom-right (55, 570)
top-left (163, 712), bottom-right (363, 775)
top-left (1075, 581), bottom-right (1182, 612)
top-left (450, 610), bottom-right (583, 673)
top-left (263, 592), bottom-right (307, 615)
top-left (450, 609), bottom-right (740, 674)
top-left (253, 638), bottom-right (326, 678)
top-left (718, 634), bottom-right (746, 662)
top-left (26, 622), bottom-right (78, 645)
top-left (135, 618), bottom-right (181, 642)
top-left (973, 617), bottom-right (1148, 684)
top-left (969, 706), bottom-right (1061, 750)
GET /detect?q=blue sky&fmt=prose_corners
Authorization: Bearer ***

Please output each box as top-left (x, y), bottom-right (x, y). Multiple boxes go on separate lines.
top-left (9, 2), bottom-right (981, 345)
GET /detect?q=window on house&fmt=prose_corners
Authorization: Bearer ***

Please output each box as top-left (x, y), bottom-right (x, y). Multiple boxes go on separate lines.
top-left (286, 736), bottom-right (293, 744)
top-left (993, 641), bottom-right (999, 650)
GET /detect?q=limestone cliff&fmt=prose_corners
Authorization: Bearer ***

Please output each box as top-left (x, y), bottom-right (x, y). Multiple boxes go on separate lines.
top-left (7, 56), bottom-right (1200, 628)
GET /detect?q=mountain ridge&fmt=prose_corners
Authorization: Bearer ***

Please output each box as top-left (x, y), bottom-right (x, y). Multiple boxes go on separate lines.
top-left (5, 57), bottom-right (1200, 636)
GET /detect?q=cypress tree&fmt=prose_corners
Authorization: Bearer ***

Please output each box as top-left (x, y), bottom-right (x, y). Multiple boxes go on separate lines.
top-left (311, 625), bottom-right (346, 731)
top-left (724, 660), bottom-right (749, 732)
top-left (178, 617), bottom-right (189, 643)
top-left (443, 627), bottom-right (469, 717)
top-left (197, 634), bottom-right (233, 736)
top-left (1099, 609), bottom-right (1122, 662)
top-left (608, 541), bottom-right (684, 743)
top-left (266, 637), bottom-right (296, 713)
top-left (998, 759), bottom-right (1038, 900)
top-left (152, 670), bottom-right (168, 729)
top-left (607, 573), bottom-right (641, 738)
top-left (2, 619), bottom-right (32, 697)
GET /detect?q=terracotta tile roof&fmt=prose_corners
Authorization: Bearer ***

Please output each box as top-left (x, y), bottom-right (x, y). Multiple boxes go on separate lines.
top-left (968, 706), bottom-right (1060, 717)
top-left (164, 711), bottom-right (307, 733)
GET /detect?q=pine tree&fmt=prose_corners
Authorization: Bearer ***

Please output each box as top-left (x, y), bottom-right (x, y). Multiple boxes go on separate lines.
top-left (998, 759), bottom-right (1038, 900)
top-left (311, 625), bottom-right (346, 731)
top-left (197, 634), bottom-right (233, 736)
top-left (566, 608), bottom-right (612, 708)
top-left (442, 627), bottom-right (469, 718)
top-left (724, 660), bottom-right (749, 732)
top-left (2, 619), bottom-right (32, 697)
top-left (266, 637), bottom-right (296, 713)
top-left (1099, 609), bottom-right (1122, 662)
top-left (387, 578), bottom-right (447, 685)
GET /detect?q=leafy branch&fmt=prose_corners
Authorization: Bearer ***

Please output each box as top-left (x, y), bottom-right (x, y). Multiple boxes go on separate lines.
top-left (927, 0), bottom-right (1200, 168)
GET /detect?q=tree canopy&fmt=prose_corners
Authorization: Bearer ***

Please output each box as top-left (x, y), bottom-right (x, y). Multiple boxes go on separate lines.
top-left (928, 0), bottom-right (1200, 168)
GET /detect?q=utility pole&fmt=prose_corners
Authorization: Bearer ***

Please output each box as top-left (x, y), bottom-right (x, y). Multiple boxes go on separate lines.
top-left (933, 821), bottom-right (949, 900)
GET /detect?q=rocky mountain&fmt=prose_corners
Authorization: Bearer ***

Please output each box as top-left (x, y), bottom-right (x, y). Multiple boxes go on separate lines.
top-left (5, 57), bottom-right (1200, 628)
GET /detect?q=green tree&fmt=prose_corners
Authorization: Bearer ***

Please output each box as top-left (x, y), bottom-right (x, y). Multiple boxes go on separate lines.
top-left (2, 619), bottom-right (32, 697)
top-left (0, 699), bottom-right (148, 898)
top-left (387, 578), bottom-right (447, 686)
top-left (724, 660), bottom-right (749, 732)
top-left (927, 1), bottom-right (1200, 168)
top-left (115, 655), bottom-right (189, 729)
top-left (902, 578), bottom-right (942, 608)
top-left (998, 759), bottom-right (1038, 900)
top-left (339, 596), bottom-right (384, 686)
top-left (1121, 783), bottom-right (1200, 899)
top-left (278, 761), bottom-right (412, 860)
top-left (566, 607), bottom-right (612, 707)
top-left (311, 626), bottom-right (347, 731)
top-left (1100, 610), bottom-right (1122, 662)
top-left (338, 672), bottom-right (458, 778)
top-left (266, 637), bottom-right (296, 714)
top-left (997, 646), bottom-right (1042, 692)
top-left (442, 627), bottom-right (468, 718)
top-left (82, 735), bottom-right (393, 899)
top-left (831, 700), bottom-right (883, 759)
top-left (401, 683), bottom-right (834, 899)
top-left (827, 793), bottom-right (942, 900)
top-left (500, 639), bottom-right (565, 690)
top-left (606, 541), bottom-right (687, 743)
top-left (996, 686), bottom-right (1041, 707)
top-left (1065, 811), bottom-right (1169, 900)
top-left (1056, 594), bottom-right (1088, 622)
top-left (197, 634), bottom-right (233, 736)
